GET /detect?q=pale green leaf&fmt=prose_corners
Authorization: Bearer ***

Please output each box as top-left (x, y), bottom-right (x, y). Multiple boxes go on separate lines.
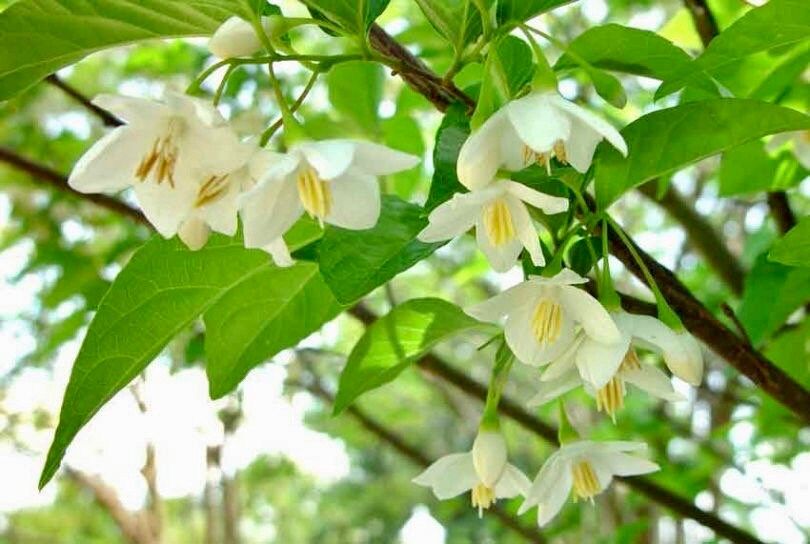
top-left (496, 0), bottom-right (576, 25)
top-left (595, 99), bottom-right (810, 207)
top-left (327, 61), bottom-right (384, 135)
top-left (300, 0), bottom-right (390, 34)
top-left (770, 216), bottom-right (810, 267)
top-left (333, 298), bottom-right (493, 413)
top-left (0, 0), bottom-right (244, 100)
top-left (413, 0), bottom-right (490, 53)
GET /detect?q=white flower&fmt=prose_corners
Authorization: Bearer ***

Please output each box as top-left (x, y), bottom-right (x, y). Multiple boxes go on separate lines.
top-left (240, 139), bottom-right (419, 256)
top-left (68, 93), bottom-right (252, 247)
top-left (417, 179), bottom-right (568, 272)
top-left (466, 269), bottom-right (621, 366)
top-left (413, 429), bottom-right (530, 517)
top-left (457, 91), bottom-right (628, 190)
top-left (518, 440), bottom-right (659, 526)
top-left (209, 16), bottom-right (277, 59)
top-left (767, 130), bottom-right (810, 170)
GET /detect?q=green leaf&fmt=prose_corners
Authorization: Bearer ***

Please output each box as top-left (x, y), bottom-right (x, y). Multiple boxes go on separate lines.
top-left (0, 0), bottom-right (244, 100)
top-left (738, 253), bottom-right (810, 346)
top-left (333, 298), bottom-right (493, 413)
top-left (586, 67), bottom-right (626, 109)
top-left (300, 0), bottom-right (390, 34)
top-left (327, 61), bottom-right (384, 135)
top-left (424, 103), bottom-right (470, 211)
top-left (471, 35), bottom-right (534, 129)
top-left (414, 0), bottom-right (490, 53)
top-left (566, 237), bottom-right (602, 276)
top-left (40, 228), bottom-right (336, 489)
top-left (656, 0), bottom-right (810, 99)
top-left (555, 24), bottom-right (710, 83)
top-left (719, 140), bottom-right (806, 196)
top-left (496, 0), bottom-right (576, 25)
top-left (770, 216), bottom-right (810, 267)
top-left (595, 99), bottom-right (810, 208)
top-left (317, 196), bottom-right (444, 304)
top-left (765, 319), bottom-right (810, 389)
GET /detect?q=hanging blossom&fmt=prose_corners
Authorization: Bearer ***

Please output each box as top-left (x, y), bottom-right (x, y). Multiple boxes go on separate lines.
top-left (466, 269), bottom-right (621, 366)
top-left (767, 131), bottom-right (810, 170)
top-left (417, 179), bottom-right (569, 272)
top-left (240, 140), bottom-right (419, 265)
top-left (413, 429), bottom-right (530, 517)
top-left (68, 93), bottom-right (254, 249)
top-left (518, 440), bottom-right (658, 526)
top-left (457, 90), bottom-right (628, 190)
top-left (209, 15), bottom-right (278, 59)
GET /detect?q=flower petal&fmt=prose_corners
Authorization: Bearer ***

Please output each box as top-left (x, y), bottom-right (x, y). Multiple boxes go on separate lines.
top-left (240, 175), bottom-right (302, 250)
top-left (494, 464), bottom-right (531, 499)
top-left (504, 180), bottom-right (569, 215)
top-left (418, 190), bottom-right (491, 242)
top-left (527, 368), bottom-right (581, 406)
top-left (621, 364), bottom-right (684, 401)
top-left (475, 216), bottom-right (523, 273)
top-left (457, 111), bottom-right (508, 190)
top-left (540, 335), bottom-right (582, 381)
top-left (132, 179), bottom-right (196, 238)
top-left (264, 237), bottom-right (294, 268)
top-left (349, 140), bottom-right (420, 175)
top-left (472, 430), bottom-right (508, 488)
top-left (624, 314), bottom-right (703, 385)
top-left (575, 334), bottom-right (630, 389)
top-left (504, 297), bottom-right (577, 366)
top-left (177, 216), bottom-right (210, 250)
top-left (296, 140), bottom-right (356, 180)
top-left (505, 195), bottom-right (544, 267)
top-left (505, 93), bottom-right (571, 153)
top-left (557, 285), bottom-right (621, 344)
top-left (592, 451), bottom-right (660, 477)
top-left (563, 116), bottom-right (604, 173)
top-left (519, 453), bottom-right (565, 513)
top-left (549, 94), bottom-right (627, 156)
top-left (464, 282), bottom-right (538, 323)
top-left (528, 268), bottom-right (589, 287)
top-left (68, 126), bottom-right (152, 193)
top-left (324, 170), bottom-right (380, 230)
top-left (92, 94), bottom-right (169, 126)
top-left (208, 16), bottom-right (263, 59)
top-left (412, 452), bottom-right (478, 500)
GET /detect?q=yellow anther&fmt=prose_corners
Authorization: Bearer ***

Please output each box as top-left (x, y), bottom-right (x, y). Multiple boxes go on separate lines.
top-left (482, 198), bottom-right (515, 246)
top-left (620, 348), bottom-right (642, 372)
top-left (595, 376), bottom-right (625, 422)
top-left (553, 140), bottom-right (568, 165)
top-left (195, 174), bottom-right (230, 207)
top-left (296, 166), bottom-right (332, 222)
top-left (531, 299), bottom-right (563, 345)
top-left (135, 119), bottom-right (183, 187)
top-left (471, 483), bottom-right (496, 516)
top-left (572, 461), bottom-right (600, 502)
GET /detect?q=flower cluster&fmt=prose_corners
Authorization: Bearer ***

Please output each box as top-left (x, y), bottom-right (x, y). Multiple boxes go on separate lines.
top-left (66, 15), bottom-right (705, 529)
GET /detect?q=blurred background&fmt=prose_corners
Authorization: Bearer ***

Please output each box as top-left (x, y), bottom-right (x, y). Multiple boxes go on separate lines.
top-left (1, 0), bottom-right (809, 542)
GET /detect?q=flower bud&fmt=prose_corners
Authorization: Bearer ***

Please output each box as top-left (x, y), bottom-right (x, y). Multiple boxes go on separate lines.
top-left (664, 331), bottom-right (703, 386)
top-left (209, 16), bottom-right (275, 59)
top-left (472, 430), bottom-right (507, 488)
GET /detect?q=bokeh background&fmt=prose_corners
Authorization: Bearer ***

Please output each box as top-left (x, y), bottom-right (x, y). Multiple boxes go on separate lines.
top-left (1, 0), bottom-right (809, 542)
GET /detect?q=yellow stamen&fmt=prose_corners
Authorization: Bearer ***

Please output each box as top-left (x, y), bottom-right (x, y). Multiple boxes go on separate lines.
top-left (572, 461), bottom-right (600, 502)
top-left (471, 483), bottom-right (496, 517)
top-left (531, 299), bottom-right (563, 345)
top-left (195, 174), bottom-right (230, 207)
top-left (134, 119), bottom-right (183, 187)
top-left (296, 166), bottom-right (331, 223)
top-left (595, 376), bottom-right (625, 422)
top-left (620, 348), bottom-right (641, 372)
top-left (482, 198), bottom-right (515, 246)
top-left (553, 140), bottom-right (568, 165)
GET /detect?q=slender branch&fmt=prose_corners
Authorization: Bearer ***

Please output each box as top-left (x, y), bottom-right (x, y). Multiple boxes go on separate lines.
top-left (345, 304), bottom-right (764, 544)
top-left (682, 0), bottom-right (720, 48)
top-left (299, 377), bottom-right (546, 544)
top-left (46, 74), bottom-right (122, 127)
top-left (0, 147), bottom-right (149, 227)
top-left (638, 181), bottom-right (744, 295)
top-left (766, 191), bottom-right (797, 235)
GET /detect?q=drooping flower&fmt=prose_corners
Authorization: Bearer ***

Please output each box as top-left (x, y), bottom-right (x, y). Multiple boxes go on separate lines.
top-left (518, 440), bottom-right (659, 527)
top-left (767, 130), bottom-right (810, 170)
top-left (240, 139), bottom-right (419, 255)
top-left (457, 91), bottom-right (628, 190)
top-left (413, 429), bottom-right (530, 517)
top-left (417, 179), bottom-right (568, 272)
top-left (466, 269), bottom-right (621, 366)
top-left (208, 16), bottom-right (278, 59)
top-left (68, 93), bottom-right (252, 248)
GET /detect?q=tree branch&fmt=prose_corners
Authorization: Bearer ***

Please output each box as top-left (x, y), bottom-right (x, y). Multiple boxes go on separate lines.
top-left (0, 147), bottom-right (149, 227)
top-left (682, 0), bottom-right (720, 48)
top-left (46, 74), bottom-right (122, 127)
top-left (638, 182), bottom-right (745, 295)
top-left (346, 304), bottom-right (764, 544)
top-left (766, 191), bottom-right (797, 235)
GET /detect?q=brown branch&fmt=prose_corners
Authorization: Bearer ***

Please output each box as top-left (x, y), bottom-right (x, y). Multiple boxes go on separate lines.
top-left (682, 0), bottom-right (720, 48)
top-left (347, 304), bottom-right (764, 544)
top-left (638, 182), bottom-right (744, 295)
top-left (0, 147), bottom-right (149, 227)
top-left (301, 378), bottom-right (547, 544)
top-left (46, 74), bottom-right (122, 127)
top-left (766, 191), bottom-right (797, 235)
